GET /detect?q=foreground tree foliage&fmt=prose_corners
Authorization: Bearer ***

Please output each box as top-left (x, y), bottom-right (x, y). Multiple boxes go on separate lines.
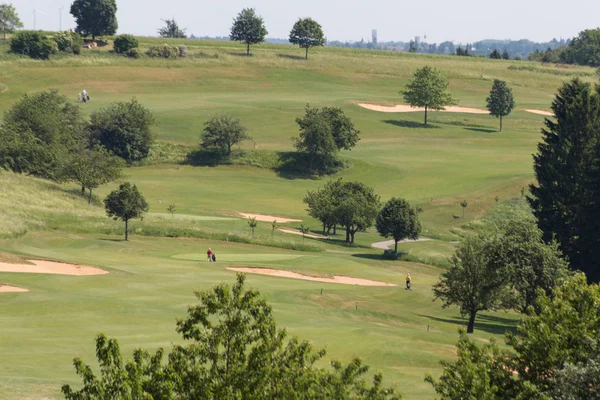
top-left (529, 78), bottom-right (600, 283)
top-left (157, 18), bottom-right (187, 38)
top-left (229, 8), bottom-right (267, 56)
top-left (289, 18), bottom-right (325, 59)
top-left (70, 0), bottom-right (118, 40)
top-left (0, 3), bottom-right (23, 40)
top-left (201, 114), bottom-right (251, 156)
top-left (427, 273), bottom-right (600, 399)
top-left (376, 198), bottom-right (421, 253)
top-left (62, 274), bottom-right (402, 399)
top-left (0, 90), bottom-right (86, 180)
top-left (104, 182), bottom-right (148, 241)
top-left (433, 218), bottom-right (569, 333)
top-left (90, 98), bottom-right (156, 163)
top-left (402, 66), bottom-right (456, 125)
top-left (486, 79), bottom-right (515, 132)
top-left (294, 105), bottom-right (360, 174)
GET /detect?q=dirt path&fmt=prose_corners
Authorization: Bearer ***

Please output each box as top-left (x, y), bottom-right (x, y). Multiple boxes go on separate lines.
top-left (278, 228), bottom-right (328, 240)
top-left (371, 238), bottom-right (431, 250)
top-left (0, 260), bottom-right (108, 276)
top-left (358, 103), bottom-right (489, 114)
top-left (228, 267), bottom-right (397, 287)
top-left (238, 213), bottom-right (302, 223)
top-left (525, 109), bottom-right (554, 116)
top-left (0, 283), bottom-right (28, 293)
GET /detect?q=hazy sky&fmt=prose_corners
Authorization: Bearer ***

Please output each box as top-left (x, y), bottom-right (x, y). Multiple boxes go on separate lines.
top-left (11, 0), bottom-right (600, 43)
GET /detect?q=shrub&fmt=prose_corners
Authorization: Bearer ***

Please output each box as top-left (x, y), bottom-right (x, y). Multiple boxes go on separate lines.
top-left (113, 34), bottom-right (139, 54)
top-left (53, 31), bottom-right (83, 54)
top-left (10, 31), bottom-right (54, 59)
top-left (178, 44), bottom-right (187, 57)
top-left (126, 48), bottom-right (141, 59)
top-left (146, 44), bottom-right (178, 59)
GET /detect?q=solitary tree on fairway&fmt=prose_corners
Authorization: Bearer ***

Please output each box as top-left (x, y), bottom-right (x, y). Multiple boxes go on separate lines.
top-left (460, 200), bottom-right (468, 217)
top-left (376, 198), bottom-right (422, 253)
top-left (201, 115), bottom-right (251, 156)
top-left (104, 182), bottom-right (149, 241)
top-left (70, 0), bottom-right (118, 40)
top-left (167, 203), bottom-right (176, 218)
top-left (402, 66), bottom-right (456, 125)
top-left (158, 18), bottom-right (186, 38)
top-left (299, 224), bottom-right (310, 241)
top-left (486, 79), bottom-right (515, 132)
top-left (271, 220), bottom-right (278, 238)
top-left (289, 18), bottom-right (324, 59)
top-left (247, 217), bottom-right (257, 237)
top-left (0, 3), bottom-right (23, 40)
top-left (229, 8), bottom-right (267, 56)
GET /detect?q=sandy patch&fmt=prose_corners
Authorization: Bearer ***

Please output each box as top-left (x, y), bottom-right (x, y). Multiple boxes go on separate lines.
top-left (0, 283), bottom-right (28, 293)
top-left (0, 260), bottom-right (108, 276)
top-left (238, 213), bottom-right (302, 223)
top-left (278, 228), bottom-right (328, 240)
top-left (228, 267), bottom-right (397, 287)
top-left (525, 109), bottom-right (554, 116)
top-left (358, 103), bottom-right (489, 114)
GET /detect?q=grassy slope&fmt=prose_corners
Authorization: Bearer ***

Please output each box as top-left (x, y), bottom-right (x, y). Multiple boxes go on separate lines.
top-left (0, 38), bottom-right (592, 399)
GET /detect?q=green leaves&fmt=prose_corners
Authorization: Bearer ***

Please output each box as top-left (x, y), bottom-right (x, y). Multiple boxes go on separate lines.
top-left (376, 197), bottom-right (421, 253)
top-left (104, 182), bottom-right (148, 240)
top-left (486, 79), bottom-right (515, 131)
top-left (157, 18), bottom-right (187, 39)
top-left (0, 3), bottom-right (23, 40)
top-left (402, 66), bottom-right (456, 125)
top-left (229, 8), bottom-right (268, 55)
top-left (201, 114), bottom-right (251, 156)
top-left (70, 0), bottom-right (118, 39)
top-left (289, 18), bottom-right (325, 59)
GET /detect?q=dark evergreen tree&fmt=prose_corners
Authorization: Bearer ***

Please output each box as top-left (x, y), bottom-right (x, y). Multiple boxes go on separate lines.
top-left (489, 49), bottom-right (502, 59)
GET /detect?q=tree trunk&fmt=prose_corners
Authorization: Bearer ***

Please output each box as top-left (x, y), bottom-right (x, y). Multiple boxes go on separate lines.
top-left (350, 231), bottom-right (355, 243)
top-left (499, 115), bottom-right (503, 132)
top-left (88, 188), bottom-right (92, 204)
top-left (424, 105), bottom-right (428, 125)
top-left (333, 225), bottom-right (337, 235)
top-left (125, 219), bottom-right (129, 241)
top-left (246, 43), bottom-right (250, 55)
top-left (467, 311), bottom-right (477, 333)
top-left (345, 228), bottom-right (350, 243)
top-left (322, 223), bottom-right (326, 236)
top-left (81, 186), bottom-right (85, 195)
top-left (227, 144), bottom-right (231, 156)
top-left (305, 47), bottom-right (308, 60)
top-left (394, 239), bottom-right (398, 253)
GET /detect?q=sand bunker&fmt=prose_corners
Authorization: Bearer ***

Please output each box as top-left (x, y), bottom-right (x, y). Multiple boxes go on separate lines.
top-left (0, 283), bottom-right (28, 293)
top-left (358, 103), bottom-right (489, 114)
top-left (0, 260), bottom-right (108, 276)
top-left (238, 213), bottom-right (302, 223)
top-left (228, 267), bottom-right (397, 287)
top-left (525, 109), bottom-right (554, 116)
top-left (278, 228), bottom-right (328, 240)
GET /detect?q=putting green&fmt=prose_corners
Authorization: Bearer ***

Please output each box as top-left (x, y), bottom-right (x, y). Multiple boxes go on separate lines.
top-left (171, 253), bottom-right (303, 262)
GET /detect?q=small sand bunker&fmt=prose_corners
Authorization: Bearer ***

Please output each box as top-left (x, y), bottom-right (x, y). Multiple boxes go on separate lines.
top-left (228, 267), bottom-right (397, 287)
top-left (238, 213), bottom-right (302, 223)
top-left (0, 283), bottom-right (28, 293)
top-left (0, 260), bottom-right (108, 276)
top-left (525, 109), bottom-right (554, 116)
top-left (358, 103), bottom-right (489, 115)
top-left (278, 228), bottom-right (328, 240)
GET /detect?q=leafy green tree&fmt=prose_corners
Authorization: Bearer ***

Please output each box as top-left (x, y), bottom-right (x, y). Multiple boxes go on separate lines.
top-left (167, 203), bottom-right (176, 218)
top-left (229, 8), bottom-right (267, 56)
top-left (9, 31), bottom-right (54, 59)
top-left (201, 114), bottom-right (251, 156)
top-left (432, 233), bottom-right (509, 333)
top-left (247, 217), bottom-right (257, 237)
top-left (90, 98), bottom-right (156, 163)
top-left (0, 3), bottom-right (23, 40)
top-left (104, 182), bottom-right (149, 241)
top-left (335, 181), bottom-right (380, 243)
top-left (460, 200), bottom-right (468, 217)
top-left (376, 197), bottom-right (421, 253)
top-left (560, 28), bottom-right (600, 66)
top-left (0, 89), bottom-right (86, 180)
top-left (63, 273), bottom-right (402, 399)
top-left (402, 66), bottom-right (456, 125)
top-left (486, 79), bottom-right (515, 132)
top-left (489, 49), bottom-right (502, 59)
top-left (299, 224), bottom-right (310, 241)
top-left (529, 78), bottom-right (600, 283)
top-left (157, 18), bottom-right (186, 38)
top-left (112, 34), bottom-right (138, 54)
top-left (70, 0), bottom-right (117, 40)
top-left (289, 17), bottom-right (324, 59)
top-left (304, 178), bottom-right (343, 235)
top-left (64, 146), bottom-right (125, 204)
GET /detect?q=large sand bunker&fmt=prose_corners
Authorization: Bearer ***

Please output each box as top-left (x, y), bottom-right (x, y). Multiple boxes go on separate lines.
top-left (228, 267), bottom-right (397, 287)
top-left (525, 109), bottom-right (554, 116)
top-left (0, 260), bottom-right (108, 276)
top-left (239, 213), bottom-right (302, 223)
top-left (0, 283), bottom-right (28, 293)
top-left (358, 103), bottom-right (489, 114)
top-left (278, 228), bottom-right (328, 240)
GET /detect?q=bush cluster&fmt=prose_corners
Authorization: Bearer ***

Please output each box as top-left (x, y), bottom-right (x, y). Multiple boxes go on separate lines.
top-left (178, 44), bottom-right (187, 57)
top-left (113, 34), bottom-right (139, 54)
top-left (53, 31), bottom-right (83, 54)
top-left (146, 44), bottom-right (179, 59)
top-left (10, 31), bottom-right (54, 60)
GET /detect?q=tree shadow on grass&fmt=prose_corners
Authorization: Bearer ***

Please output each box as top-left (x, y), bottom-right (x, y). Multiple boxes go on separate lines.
top-left (277, 53), bottom-right (306, 61)
top-left (418, 314), bottom-right (517, 336)
top-left (464, 127), bottom-right (497, 134)
top-left (383, 120), bottom-right (440, 129)
top-left (227, 52), bottom-right (254, 57)
top-left (97, 238), bottom-right (126, 242)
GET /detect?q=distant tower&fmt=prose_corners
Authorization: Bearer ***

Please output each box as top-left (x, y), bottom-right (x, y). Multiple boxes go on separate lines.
top-left (415, 36), bottom-right (421, 46)
top-left (372, 29), bottom-right (378, 44)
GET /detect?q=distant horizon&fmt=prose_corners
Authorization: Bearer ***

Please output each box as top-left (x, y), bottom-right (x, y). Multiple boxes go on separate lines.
top-left (10, 0), bottom-right (598, 44)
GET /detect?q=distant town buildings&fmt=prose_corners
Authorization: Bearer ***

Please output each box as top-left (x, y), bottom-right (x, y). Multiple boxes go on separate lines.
top-left (372, 29), bottom-right (378, 45)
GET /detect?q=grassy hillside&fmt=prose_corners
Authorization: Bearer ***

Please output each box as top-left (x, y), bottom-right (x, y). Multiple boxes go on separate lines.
top-left (0, 37), bottom-right (591, 399)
